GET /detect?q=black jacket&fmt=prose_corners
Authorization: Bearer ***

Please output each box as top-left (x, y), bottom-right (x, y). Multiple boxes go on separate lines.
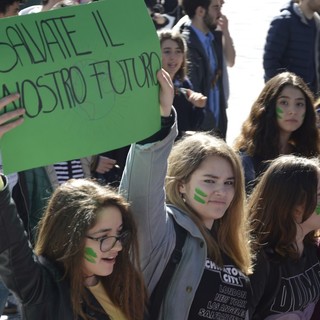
top-left (178, 22), bottom-right (228, 138)
top-left (0, 175), bottom-right (110, 320)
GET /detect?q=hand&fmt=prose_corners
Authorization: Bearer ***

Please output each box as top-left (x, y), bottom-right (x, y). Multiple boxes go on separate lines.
top-left (95, 156), bottom-right (117, 174)
top-left (157, 69), bottom-right (174, 117)
top-left (186, 90), bottom-right (207, 108)
top-left (152, 13), bottom-right (167, 25)
top-left (0, 94), bottom-right (25, 139)
top-left (217, 14), bottom-right (229, 34)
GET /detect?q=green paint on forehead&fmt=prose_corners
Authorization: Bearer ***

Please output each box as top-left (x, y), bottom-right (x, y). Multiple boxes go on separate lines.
top-left (195, 187), bottom-right (208, 197)
top-left (276, 106), bottom-right (284, 119)
top-left (316, 204), bottom-right (320, 215)
top-left (84, 247), bottom-right (97, 263)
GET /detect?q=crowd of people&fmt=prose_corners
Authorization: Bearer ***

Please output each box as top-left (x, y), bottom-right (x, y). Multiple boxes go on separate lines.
top-left (0, 0), bottom-right (320, 319)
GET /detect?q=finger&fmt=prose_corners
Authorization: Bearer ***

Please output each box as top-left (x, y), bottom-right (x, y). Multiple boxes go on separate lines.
top-left (0, 108), bottom-right (25, 126)
top-left (0, 93), bottom-right (20, 110)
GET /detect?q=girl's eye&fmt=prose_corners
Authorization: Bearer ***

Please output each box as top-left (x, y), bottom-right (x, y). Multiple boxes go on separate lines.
top-left (278, 99), bottom-right (288, 106)
top-left (225, 180), bottom-right (234, 186)
top-left (296, 102), bottom-right (305, 108)
top-left (204, 179), bottom-right (215, 184)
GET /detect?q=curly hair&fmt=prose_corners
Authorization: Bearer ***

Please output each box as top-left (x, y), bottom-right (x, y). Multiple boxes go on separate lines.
top-left (234, 72), bottom-right (319, 160)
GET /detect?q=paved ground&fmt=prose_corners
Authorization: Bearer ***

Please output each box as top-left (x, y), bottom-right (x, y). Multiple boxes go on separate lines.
top-left (2, 0), bottom-right (283, 319)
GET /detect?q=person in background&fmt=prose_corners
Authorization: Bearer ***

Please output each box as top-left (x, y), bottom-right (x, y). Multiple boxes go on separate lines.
top-left (159, 29), bottom-right (207, 138)
top-left (92, 147), bottom-right (130, 188)
top-left (248, 155), bottom-right (320, 319)
top-left (174, 0), bottom-right (235, 131)
top-left (120, 69), bottom-right (253, 319)
top-left (263, 0), bottom-right (320, 97)
top-left (234, 72), bottom-right (320, 194)
top-left (0, 0), bottom-right (24, 17)
top-left (145, 0), bottom-right (184, 31)
top-left (175, 0), bottom-right (228, 139)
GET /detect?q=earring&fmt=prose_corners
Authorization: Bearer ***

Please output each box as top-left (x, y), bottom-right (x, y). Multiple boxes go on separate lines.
top-left (180, 193), bottom-right (186, 203)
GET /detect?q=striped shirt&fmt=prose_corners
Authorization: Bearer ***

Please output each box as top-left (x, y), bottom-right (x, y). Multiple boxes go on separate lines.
top-left (53, 159), bottom-right (84, 185)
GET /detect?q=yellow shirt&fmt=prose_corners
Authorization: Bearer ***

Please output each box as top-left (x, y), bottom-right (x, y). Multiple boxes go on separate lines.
top-left (88, 281), bottom-right (127, 320)
top-left (0, 176), bottom-right (4, 191)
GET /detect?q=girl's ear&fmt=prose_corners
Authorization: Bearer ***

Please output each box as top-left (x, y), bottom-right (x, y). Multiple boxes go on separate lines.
top-left (179, 182), bottom-right (186, 195)
top-left (293, 204), bottom-right (304, 224)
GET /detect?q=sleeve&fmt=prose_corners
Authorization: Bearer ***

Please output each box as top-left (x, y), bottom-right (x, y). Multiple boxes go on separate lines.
top-left (184, 79), bottom-right (205, 131)
top-left (119, 113), bottom-right (178, 288)
top-left (263, 15), bottom-right (291, 82)
top-left (187, 45), bottom-right (206, 95)
top-left (0, 175), bottom-right (49, 305)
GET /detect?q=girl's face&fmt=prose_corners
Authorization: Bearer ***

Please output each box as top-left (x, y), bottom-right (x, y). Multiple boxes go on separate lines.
top-left (161, 39), bottom-right (184, 79)
top-left (83, 206), bottom-right (123, 277)
top-left (179, 155), bottom-right (235, 229)
top-left (275, 85), bottom-right (306, 134)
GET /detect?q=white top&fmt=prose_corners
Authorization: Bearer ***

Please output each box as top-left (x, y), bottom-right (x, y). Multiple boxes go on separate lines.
top-left (19, 5), bottom-right (43, 15)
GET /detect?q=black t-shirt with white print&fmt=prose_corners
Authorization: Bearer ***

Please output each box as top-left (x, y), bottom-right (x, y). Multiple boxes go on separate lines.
top-left (188, 253), bottom-right (250, 320)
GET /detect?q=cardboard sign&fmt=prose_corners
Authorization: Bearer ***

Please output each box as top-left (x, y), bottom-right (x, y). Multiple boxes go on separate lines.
top-left (0, 0), bottom-right (161, 173)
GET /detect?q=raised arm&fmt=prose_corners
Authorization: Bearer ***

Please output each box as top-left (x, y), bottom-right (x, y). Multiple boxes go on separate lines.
top-left (119, 70), bottom-right (177, 288)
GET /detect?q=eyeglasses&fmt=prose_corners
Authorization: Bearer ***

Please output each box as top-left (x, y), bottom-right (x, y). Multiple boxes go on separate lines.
top-left (86, 231), bottom-right (130, 252)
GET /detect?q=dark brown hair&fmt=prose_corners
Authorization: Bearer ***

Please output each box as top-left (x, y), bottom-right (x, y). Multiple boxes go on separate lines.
top-left (234, 72), bottom-right (319, 160)
top-left (248, 155), bottom-right (320, 259)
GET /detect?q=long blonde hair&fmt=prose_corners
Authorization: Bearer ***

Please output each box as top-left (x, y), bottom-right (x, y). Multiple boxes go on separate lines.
top-left (166, 132), bottom-right (253, 274)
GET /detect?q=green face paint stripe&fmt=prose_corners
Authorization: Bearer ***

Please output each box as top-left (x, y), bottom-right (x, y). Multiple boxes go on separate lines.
top-left (84, 247), bottom-right (97, 263)
top-left (195, 187), bottom-right (207, 197)
top-left (316, 204), bottom-right (320, 215)
top-left (276, 106), bottom-right (283, 119)
top-left (194, 194), bottom-right (206, 204)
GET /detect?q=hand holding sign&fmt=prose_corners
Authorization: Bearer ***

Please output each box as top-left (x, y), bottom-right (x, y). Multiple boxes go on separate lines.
top-left (0, 94), bottom-right (25, 139)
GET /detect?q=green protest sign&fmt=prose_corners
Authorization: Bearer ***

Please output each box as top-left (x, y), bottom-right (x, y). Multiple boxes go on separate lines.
top-left (0, 0), bottom-right (161, 174)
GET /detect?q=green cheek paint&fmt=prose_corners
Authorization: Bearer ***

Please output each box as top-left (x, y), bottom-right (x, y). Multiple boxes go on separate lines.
top-left (316, 204), bottom-right (320, 215)
top-left (84, 247), bottom-right (97, 263)
top-left (276, 106), bottom-right (284, 119)
top-left (194, 187), bottom-right (207, 204)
